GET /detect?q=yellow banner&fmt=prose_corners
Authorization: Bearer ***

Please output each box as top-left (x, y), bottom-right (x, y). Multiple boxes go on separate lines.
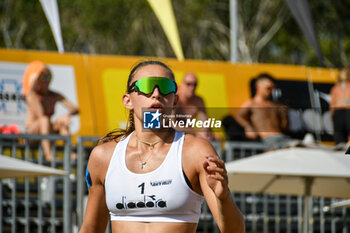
top-left (0, 49), bottom-right (338, 139)
top-left (147, 0), bottom-right (184, 61)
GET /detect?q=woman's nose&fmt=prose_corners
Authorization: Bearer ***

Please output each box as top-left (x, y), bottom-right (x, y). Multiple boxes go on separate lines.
top-left (151, 86), bottom-right (161, 99)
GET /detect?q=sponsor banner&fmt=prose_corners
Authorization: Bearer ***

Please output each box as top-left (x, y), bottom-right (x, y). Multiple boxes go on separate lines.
top-left (0, 62), bottom-right (29, 131)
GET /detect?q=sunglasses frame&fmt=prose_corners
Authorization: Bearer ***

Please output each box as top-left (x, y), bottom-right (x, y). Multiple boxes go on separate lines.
top-left (38, 72), bottom-right (52, 82)
top-left (128, 77), bottom-right (177, 95)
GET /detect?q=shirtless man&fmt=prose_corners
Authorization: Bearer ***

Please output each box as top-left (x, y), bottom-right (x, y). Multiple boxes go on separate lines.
top-left (330, 67), bottom-right (350, 146)
top-left (175, 72), bottom-right (214, 140)
top-left (23, 61), bottom-right (79, 160)
top-left (235, 73), bottom-right (291, 149)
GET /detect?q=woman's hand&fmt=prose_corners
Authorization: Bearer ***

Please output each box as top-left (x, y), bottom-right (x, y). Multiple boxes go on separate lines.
top-left (202, 154), bottom-right (245, 233)
top-left (203, 155), bottom-right (230, 200)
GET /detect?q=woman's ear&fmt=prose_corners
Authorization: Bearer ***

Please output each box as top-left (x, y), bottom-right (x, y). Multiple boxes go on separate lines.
top-left (123, 94), bottom-right (133, 110)
top-left (174, 94), bottom-right (179, 106)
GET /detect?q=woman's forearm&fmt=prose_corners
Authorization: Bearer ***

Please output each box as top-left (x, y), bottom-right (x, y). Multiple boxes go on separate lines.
top-left (216, 191), bottom-right (245, 233)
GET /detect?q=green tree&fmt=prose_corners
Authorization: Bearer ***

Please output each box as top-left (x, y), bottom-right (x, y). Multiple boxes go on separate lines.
top-left (1, 0), bottom-right (350, 67)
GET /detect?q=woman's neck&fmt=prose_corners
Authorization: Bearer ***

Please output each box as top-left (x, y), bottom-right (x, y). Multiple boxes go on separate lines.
top-left (134, 128), bottom-right (174, 145)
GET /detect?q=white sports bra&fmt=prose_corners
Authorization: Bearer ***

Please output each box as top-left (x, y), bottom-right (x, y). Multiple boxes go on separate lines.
top-left (104, 130), bottom-right (204, 223)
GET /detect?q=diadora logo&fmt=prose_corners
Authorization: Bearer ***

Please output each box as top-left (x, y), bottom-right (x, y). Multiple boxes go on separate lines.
top-left (143, 110), bottom-right (161, 129)
top-left (116, 195), bottom-right (167, 210)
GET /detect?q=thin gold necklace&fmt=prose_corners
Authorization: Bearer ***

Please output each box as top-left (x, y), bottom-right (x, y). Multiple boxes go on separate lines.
top-left (137, 146), bottom-right (153, 170)
top-left (135, 134), bottom-right (163, 151)
top-left (135, 131), bottom-right (171, 169)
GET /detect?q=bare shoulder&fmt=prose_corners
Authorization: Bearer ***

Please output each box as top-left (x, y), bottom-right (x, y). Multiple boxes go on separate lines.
top-left (240, 99), bottom-right (254, 107)
top-left (236, 99), bottom-right (253, 116)
top-left (48, 90), bottom-right (64, 100)
top-left (330, 83), bottom-right (339, 94)
top-left (25, 90), bottom-right (37, 101)
top-left (88, 140), bottom-right (117, 183)
top-left (183, 133), bottom-right (217, 163)
top-left (89, 141), bottom-right (117, 166)
top-left (193, 95), bottom-right (206, 107)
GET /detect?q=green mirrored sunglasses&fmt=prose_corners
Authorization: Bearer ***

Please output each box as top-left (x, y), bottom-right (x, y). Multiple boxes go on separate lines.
top-left (38, 72), bottom-right (52, 82)
top-left (128, 77), bottom-right (177, 95)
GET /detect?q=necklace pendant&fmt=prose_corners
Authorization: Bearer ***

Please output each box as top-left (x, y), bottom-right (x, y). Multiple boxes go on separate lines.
top-left (150, 146), bottom-right (153, 150)
top-left (141, 162), bottom-right (146, 169)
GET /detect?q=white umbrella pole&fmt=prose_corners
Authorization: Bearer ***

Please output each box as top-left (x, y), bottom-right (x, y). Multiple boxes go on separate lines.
top-left (303, 177), bottom-right (313, 233)
top-left (303, 195), bottom-right (310, 233)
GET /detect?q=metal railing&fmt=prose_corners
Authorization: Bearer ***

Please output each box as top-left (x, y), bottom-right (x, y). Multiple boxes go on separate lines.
top-left (223, 141), bottom-right (350, 233)
top-left (0, 134), bottom-right (72, 233)
top-left (76, 136), bottom-right (99, 229)
top-left (75, 136), bottom-right (112, 233)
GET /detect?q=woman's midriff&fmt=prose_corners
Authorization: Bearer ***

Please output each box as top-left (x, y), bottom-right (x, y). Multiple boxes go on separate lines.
top-left (111, 221), bottom-right (198, 233)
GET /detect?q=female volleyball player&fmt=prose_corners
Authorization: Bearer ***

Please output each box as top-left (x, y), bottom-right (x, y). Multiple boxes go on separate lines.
top-left (79, 60), bottom-right (244, 233)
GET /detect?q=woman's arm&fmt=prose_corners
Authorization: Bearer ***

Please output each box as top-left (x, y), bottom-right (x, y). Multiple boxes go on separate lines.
top-left (329, 85), bottom-right (337, 116)
top-left (53, 93), bottom-right (79, 133)
top-left (25, 90), bottom-right (45, 117)
top-left (59, 95), bottom-right (79, 116)
top-left (278, 104), bottom-right (289, 132)
top-left (55, 92), bottom-right (79, 116)
top-left (235, 100), bottom-right (257, 140)
top-left (79, 145), bottom-right (112, 233)
top-left (195, 139), bottom-right (245, 233)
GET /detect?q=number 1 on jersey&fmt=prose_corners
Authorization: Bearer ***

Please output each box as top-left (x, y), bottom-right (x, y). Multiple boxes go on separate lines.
top-left (138, 182), bottom-right (145, 194)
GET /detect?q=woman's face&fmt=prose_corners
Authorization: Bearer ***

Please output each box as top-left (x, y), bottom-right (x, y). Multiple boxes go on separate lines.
top-left (125, 64), bottom-right (178, 121)
top-left (34, 69), bottom-right (52, 94)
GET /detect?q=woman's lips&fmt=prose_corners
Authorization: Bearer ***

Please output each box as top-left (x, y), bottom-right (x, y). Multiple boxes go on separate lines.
top-left (149, 103), bottom-right (163, 109)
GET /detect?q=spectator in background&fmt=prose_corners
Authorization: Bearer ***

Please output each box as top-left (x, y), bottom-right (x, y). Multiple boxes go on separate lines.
top-left (330, 67), bottom-right (350, 148)
top-left (235, 73), bottom-right (292, 149)
top-left (23, 61), bottom-right (79, 160)
top-left (175, 72), bottom-right (216, 141)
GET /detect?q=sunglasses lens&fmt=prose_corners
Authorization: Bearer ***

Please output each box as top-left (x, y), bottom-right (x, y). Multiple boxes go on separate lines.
top-left (133, 77), bottom-right (177, 95)
top-left (136, 78), bottom-right (156, 94)
top-left (39, 73), bottom-right (51, 82)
